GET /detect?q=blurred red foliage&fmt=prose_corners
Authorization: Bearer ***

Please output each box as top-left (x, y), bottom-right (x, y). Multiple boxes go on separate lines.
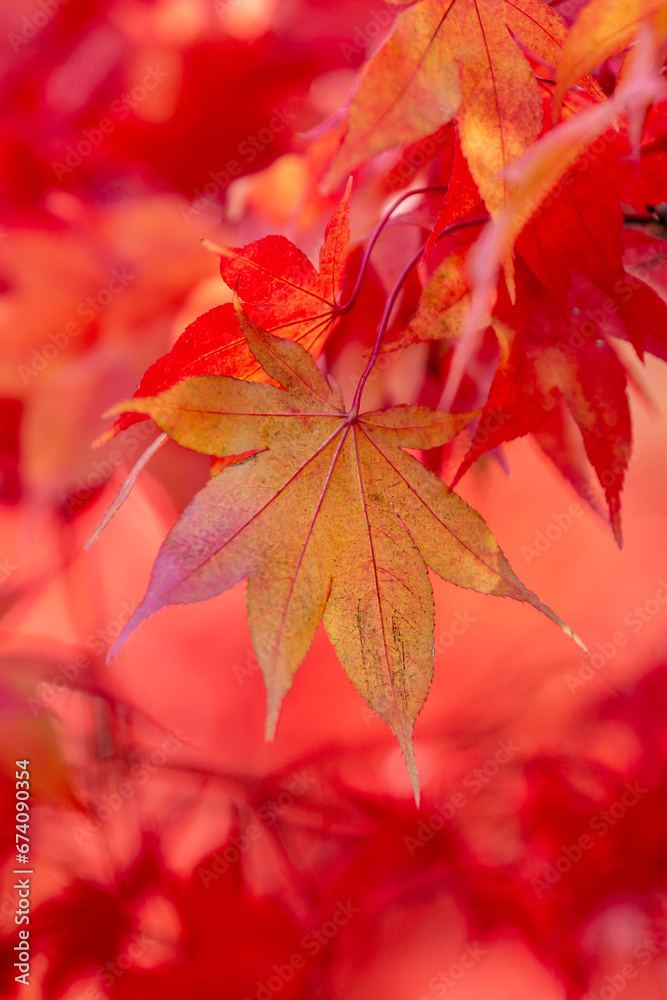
top-left (2, 2), bottom-right (667, 999)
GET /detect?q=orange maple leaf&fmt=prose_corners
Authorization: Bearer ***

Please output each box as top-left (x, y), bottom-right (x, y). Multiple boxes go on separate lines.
top-left (554, 0), bottom-right (667, 114)
top-left (453, 266), bottom-right (632, 547)
top-left (326, 0), bottom-right (603, 214)
top-left (105, 306), bottom-right (585, 800)
top-left (98, 181), bottom-right (352, 444)
top-left (396, 251), bottom-right (633, 544)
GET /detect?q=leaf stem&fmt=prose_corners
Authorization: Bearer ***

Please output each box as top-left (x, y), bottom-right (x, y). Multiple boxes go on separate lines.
top-left (349, 215), bottom-right (489, 416)
top-left (335, 185), bottom-right (449, 316)
top-left (623, 210), bottom-right (665, 225)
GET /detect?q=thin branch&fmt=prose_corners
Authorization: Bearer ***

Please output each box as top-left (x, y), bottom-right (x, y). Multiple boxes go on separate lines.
top-left (349, 215), bottom-right (489, 415)
top-left (335, 185), bottom-right (449, 316)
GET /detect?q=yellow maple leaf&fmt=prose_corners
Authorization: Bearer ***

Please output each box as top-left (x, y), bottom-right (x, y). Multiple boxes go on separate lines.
top-left (106, 306), bottom-right (585, 801)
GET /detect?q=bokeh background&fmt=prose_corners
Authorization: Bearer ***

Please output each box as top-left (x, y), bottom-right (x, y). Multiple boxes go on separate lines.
top-left (2, 1), bottom-right (667, 997)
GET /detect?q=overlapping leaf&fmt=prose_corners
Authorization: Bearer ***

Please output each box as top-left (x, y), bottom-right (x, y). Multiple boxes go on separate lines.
top-left (460, 45), bottom-right (667, 375)
top-left (400, 251), bottom-right (632, 542)
top-left (100, 181), bottom-right (352, 443)
top-left (424, 126), bottom-right (484, 258)
top-left (397, 246), bottom-right (476, 348)
top-left (554, 0), bottom-right (667, 113)
top-left (327, 0), bottom-right (602, 214)
top-left (454, 265), bottom-right (632, 545)
top-left (396, 238), bottom-right (640, 541)
top-left (515, 131), bottom-right (667, 358)
top-left (105, 309), bottom-right (583, 799)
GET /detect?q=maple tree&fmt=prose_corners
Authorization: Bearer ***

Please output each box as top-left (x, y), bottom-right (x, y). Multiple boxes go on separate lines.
top-left (3, 0), bottom-right (667, 997)
top-left (88, 0), bottom-right (667, 797)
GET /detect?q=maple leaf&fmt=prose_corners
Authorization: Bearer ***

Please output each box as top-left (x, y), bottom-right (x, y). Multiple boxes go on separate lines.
top-left (453, 263), bottom-right (632, 545)
top-left (530, 399), bottom-right (611, 524)
top-left (554, 0), bottom-right (667, 114)
top-left (515, 135), bottom-right (666, 359)
top-left (454, 69), bottom-right (667, 400)
top-left (423, 125), bottom-right (484, 259)
top-left (100, 181), bottom-right (352, 443)
top-left (326, 0), bottom-right (602, 214)
top-left (395, 250), bottom-right (633, 542)
top-left (386, 240), bottom-right (502, 410)
top-left (397, 245), bottom-right (474, 348)
top-left (105, 307), bottom-right (584, 800)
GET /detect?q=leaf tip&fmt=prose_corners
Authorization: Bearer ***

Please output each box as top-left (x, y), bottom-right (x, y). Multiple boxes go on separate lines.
top-left (107, 628), bottom-right (129, 664)
top-left (102, 400), bottom-right (137, 420)
top-left (524, 590), bottom-right (587, 656)
top-left (547, 605), bottom-right (588, 656)
top-left (567, 625), bottom-right (589, 657)
top-left (107, 605), bottom-right (146, 663)
top-left (264, 688), bottom-right (285, 742)
top-left (201, 238), bottom-right (225, 256)
top-left (411, 774), bottom-right (421, 809)
top-left (83, 433), bottom-right (167, 550)
top-left (397, 731), bottom-right (421, 808)
top-left (92, 426), bottom-right (115, 449)
top-left (610, 506), bottom-right (623, 550)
